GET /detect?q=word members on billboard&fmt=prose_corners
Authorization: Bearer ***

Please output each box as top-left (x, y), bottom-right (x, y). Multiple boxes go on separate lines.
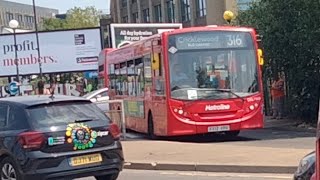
top-left (2, 40), bottom-right (57, 67)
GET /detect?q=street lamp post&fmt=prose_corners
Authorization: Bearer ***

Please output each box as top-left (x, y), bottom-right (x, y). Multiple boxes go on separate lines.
top-left (9, 19), bottom-right (20, 83)
top-left (32, 0), bottom-right (43, 80)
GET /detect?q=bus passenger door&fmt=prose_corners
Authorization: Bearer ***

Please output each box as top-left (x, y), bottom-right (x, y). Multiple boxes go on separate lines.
top-left (151, 51), bottom-right (167, 136)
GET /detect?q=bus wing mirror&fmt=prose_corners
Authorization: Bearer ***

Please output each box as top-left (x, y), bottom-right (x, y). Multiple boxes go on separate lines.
top-left (258, 49), bottom-right (264, 66)
top-left (152, 53), bottom-right (160, 70)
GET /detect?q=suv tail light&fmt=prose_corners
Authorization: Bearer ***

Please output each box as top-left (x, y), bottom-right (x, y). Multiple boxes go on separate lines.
top-left (18, 131), bottom-right (45, 150)
top-left (108, 123), bottom-right (121, 140)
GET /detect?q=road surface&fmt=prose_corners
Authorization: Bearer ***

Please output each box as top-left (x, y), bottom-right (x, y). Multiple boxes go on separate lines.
top-left (78, 170), bottom-right (292, 180)
top-left (124, 126), bottom-right (315, 150)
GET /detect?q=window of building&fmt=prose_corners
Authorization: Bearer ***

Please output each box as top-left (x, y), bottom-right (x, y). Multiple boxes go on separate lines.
top-left (132, 12), bottom-right (139, 23)
top-left (237, 0), bottom-right (254, 11)
top-left (17, 14), bottom-right (23, 25)
top-left (24, 15), bottom-right (34, 24)
top-left (5, 12), bottom-right (14, 21)
top-left (181, 0), bottom-right (191, 22)
top-left (166, 0), bottom-right (175, 23)
top-left (154, 4), bottom-right (162, 23)
top-left (122, 0), bottom-right (127, 7)
top-left (132, 0), bottom-right (137, 3)
top-left (122, 16), bottom-right (128, 23)
top-left (142, 8), bottom-right (150, 23)
top-left (196, 0), bottom-right (207, 17)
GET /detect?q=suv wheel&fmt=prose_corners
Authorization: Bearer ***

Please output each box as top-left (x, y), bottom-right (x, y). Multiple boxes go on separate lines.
top-left (95, 173), bottom-right (119, 180)
top-left (0, 157), bottom-right (22, 180)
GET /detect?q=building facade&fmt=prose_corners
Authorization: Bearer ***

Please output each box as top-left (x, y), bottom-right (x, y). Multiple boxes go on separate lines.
top-left (0, 0), bottom-right (58, 31)
top-left (111, 0), bottom-right (240, 27)
top-left (237, 0), bottom-right (257, 11)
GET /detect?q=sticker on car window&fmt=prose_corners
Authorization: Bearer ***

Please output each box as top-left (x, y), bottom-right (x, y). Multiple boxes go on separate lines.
top-left (48, 137), bottom-right (65, 146)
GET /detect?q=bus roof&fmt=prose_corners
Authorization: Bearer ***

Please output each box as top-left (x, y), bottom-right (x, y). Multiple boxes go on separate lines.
top-left (111, 25), bottom-right (255, 50)
top-left (163, 25), bottom-right (255, 35)
top-left (106, 25), bottom-right (257, 63)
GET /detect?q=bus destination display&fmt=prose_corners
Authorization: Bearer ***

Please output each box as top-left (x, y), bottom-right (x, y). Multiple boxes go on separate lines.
top-left (170, 31), bottom-right (251, 51)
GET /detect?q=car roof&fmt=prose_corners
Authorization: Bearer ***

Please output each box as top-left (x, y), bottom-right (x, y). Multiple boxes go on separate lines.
top-left (0, 95), bottom-right (91, 108)
top-left (83, 88), bottom-right (108, 99)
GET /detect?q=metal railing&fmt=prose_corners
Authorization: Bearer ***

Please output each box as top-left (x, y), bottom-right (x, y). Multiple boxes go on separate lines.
top-left (94, 99), bottom-right (127, 140)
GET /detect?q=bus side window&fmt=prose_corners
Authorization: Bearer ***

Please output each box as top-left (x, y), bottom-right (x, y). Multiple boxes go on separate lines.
top-left (115, 64), bottom-right (121, 95)
top-left (120, 62), bottom-right (128, 95)
top-left (108, 64), bottom-right (114, 89)
top-left (135, 58), bottom-right (144, 96)
top-left (127, 60), bottom-right (135, 96)
top-left (144, 54), bottom-right (153, 95)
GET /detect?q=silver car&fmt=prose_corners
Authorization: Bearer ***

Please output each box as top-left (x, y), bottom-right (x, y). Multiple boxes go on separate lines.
top-left (83, 88), bottom-right (109, 112)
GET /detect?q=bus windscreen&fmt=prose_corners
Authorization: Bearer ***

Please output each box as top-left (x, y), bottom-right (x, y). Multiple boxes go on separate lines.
top-left (168, 31), bottom-right (259, 101)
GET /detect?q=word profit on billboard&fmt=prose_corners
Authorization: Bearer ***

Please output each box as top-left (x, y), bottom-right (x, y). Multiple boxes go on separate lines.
top-left (3, 40), bottom-right (37, 55)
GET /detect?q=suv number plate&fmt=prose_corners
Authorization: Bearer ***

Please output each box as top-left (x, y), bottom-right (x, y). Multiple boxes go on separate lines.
top-left (69, 153), bottom-right (102, 166)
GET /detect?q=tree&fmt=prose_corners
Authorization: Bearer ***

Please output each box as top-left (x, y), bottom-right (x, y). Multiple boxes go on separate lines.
top-left (42, 18), bottom-right (67, 30)
top-left (237, 0), bottom-right (320, 122)
top-left (42, 6), bottom-right (100, 30)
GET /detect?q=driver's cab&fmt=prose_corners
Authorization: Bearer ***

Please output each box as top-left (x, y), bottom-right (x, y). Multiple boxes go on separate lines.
top-left (169, 54), bottom-right (197, 90)
top-left (169, 51), bottom-right (232, 91)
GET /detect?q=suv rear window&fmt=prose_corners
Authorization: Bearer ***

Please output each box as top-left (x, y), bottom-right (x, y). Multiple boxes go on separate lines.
top-left (26, 102), bottom-right (110, 128)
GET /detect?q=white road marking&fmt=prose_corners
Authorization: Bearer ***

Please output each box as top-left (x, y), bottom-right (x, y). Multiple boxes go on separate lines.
top-left (131, 171), bottom-right (293, 179)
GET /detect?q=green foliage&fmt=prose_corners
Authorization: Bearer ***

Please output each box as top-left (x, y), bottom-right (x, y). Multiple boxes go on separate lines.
top-left (42, 6), bottom-right (100, 30)
top-left (42, 18), bottom-right (67, 31)
top-left (237, 0), bottom-right (320, 122)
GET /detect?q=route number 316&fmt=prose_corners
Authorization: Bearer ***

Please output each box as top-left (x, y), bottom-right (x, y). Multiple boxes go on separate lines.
top-left (227, 35), bottom-right (243, 46)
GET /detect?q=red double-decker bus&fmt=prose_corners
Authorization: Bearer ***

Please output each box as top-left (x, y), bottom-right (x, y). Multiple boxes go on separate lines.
top-left (105, 26), bottom-right (265, 138)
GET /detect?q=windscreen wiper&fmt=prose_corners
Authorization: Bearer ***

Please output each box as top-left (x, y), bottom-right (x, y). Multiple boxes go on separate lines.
top-left (74, 118), bottom-right (94, 123)
top-left (213, 89), bottom-right (245, 101)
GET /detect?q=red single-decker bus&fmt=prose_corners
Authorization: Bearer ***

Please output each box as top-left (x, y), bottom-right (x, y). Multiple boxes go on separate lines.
top-left (106, 26), bottom-right (265, 138)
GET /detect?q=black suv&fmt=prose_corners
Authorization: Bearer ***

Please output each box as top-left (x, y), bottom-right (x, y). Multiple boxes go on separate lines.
top-left (0, 95), bottom-right (124, 180)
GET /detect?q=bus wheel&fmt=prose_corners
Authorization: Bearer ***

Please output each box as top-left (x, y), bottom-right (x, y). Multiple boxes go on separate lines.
top-left (148, 112), bottom-right (156, 140)
top-left (225, 130), bottom-right (240, 138)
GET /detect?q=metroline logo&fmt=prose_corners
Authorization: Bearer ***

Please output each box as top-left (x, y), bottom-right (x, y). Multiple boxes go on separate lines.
top-left (205, 104), bottom-right (231, 111)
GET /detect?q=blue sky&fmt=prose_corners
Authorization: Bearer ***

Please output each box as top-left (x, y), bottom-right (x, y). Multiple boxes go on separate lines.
top-left (6, 0), bottom-right (110, 13)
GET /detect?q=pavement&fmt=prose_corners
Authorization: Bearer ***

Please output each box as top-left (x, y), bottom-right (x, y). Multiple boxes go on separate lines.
top-left (120, 117), bottom-right (316, 174)
top-left (78, 170), bottom-right (293, 180)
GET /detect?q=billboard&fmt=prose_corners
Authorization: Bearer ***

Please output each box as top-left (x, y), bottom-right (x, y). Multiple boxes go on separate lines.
top-left (110, 23), bottom-right (183, 48)
top-left (0, 28), bottom-right (102, 76)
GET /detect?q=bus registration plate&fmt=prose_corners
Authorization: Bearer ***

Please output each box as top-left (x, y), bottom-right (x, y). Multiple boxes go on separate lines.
top-left (208, 125), bottom-right (230, 132)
